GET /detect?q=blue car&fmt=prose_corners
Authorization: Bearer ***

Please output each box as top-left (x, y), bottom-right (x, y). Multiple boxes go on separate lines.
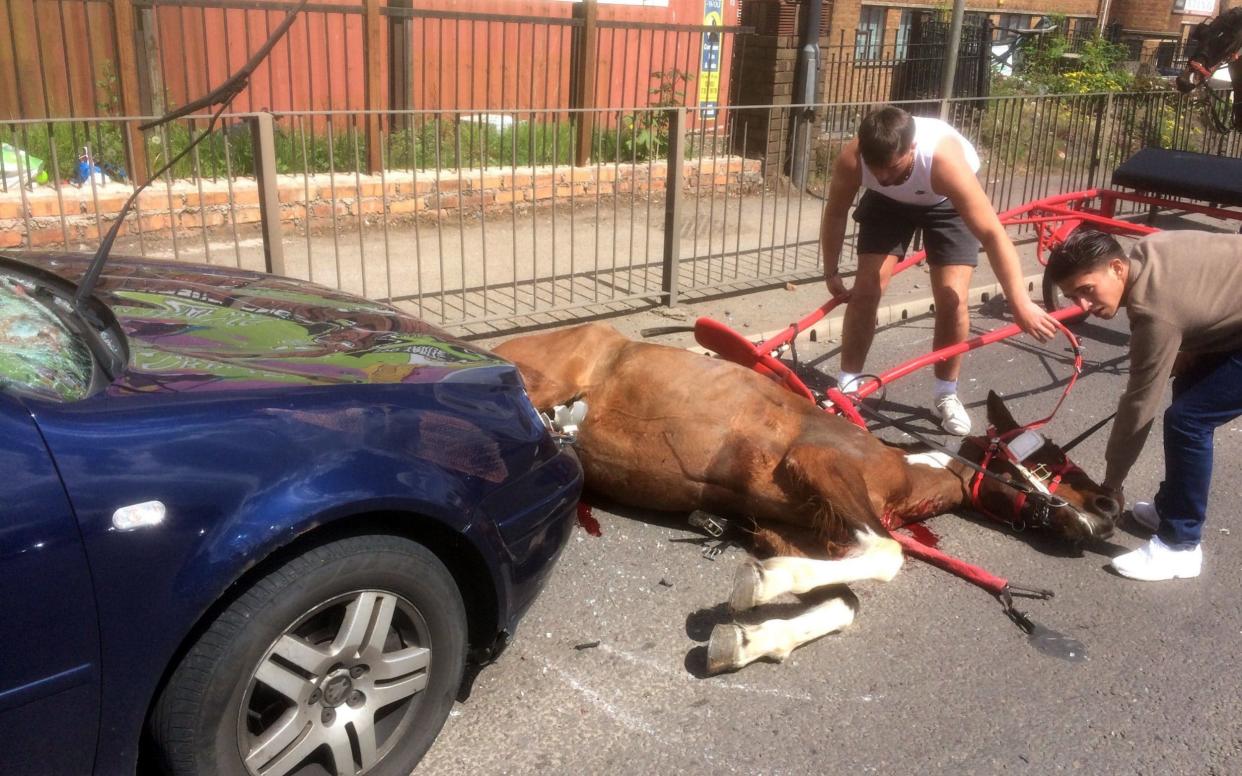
top-left (0, 252), bottom-right (582, 775)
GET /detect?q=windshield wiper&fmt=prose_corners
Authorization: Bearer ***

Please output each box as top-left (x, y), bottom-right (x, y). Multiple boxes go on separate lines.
top-left (72, 0), bottom-right (309, 312)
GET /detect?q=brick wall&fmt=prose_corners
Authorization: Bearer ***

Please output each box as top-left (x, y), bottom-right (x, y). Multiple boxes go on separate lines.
top-left (1111, 0), bottom-right (1210, 35)
top-left (851, 1), bottom-right (1098, 20)
top-left (732, 2), bottom-right (837, 176)
top-left (731, 34), bottom-right (802, 171)
top-left (0, 158), bottom-right (762, 251)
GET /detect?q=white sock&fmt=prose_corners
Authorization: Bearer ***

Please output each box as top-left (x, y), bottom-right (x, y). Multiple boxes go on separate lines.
top-left (934, 378), bottom-right (958, 398)
top-left (838, 371), bottom-right (862, 393)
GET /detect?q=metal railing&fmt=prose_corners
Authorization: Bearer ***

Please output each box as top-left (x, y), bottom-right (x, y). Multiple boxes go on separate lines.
top-left (819, 27), bottom-right (993, 107)
top-left (2, 0), bottom-right (750, 182)
top-left (4, 90), bottom-right (1242, 335)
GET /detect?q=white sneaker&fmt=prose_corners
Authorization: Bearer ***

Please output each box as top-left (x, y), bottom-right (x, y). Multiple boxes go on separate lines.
top-left (1110, 535), bottom-right (1202, 581)
top-left (1131, 501), bottom-right (1160, 532)
top-left (838, 375), bottom-right (862, 394)
top-left (933, 394), bottom-right (972, 435)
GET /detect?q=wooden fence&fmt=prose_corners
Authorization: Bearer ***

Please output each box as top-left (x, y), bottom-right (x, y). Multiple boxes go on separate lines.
top-left (1, 0), bottom-right (749, 179)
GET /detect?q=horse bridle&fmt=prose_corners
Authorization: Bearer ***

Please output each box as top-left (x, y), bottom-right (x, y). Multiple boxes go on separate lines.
top-left (965, 429), bottom-right (1083, 532)
top-left (852, 311), bottom-right (1086, 530)
top-left (1187, 55), bottom-right (1238, 83)
top-left (1179, 13), bottom-right (1242, 132)
top-left (1185, 55), bottom-right (1240, 134)
top-left (854, 399), bottom-right (1077, 530)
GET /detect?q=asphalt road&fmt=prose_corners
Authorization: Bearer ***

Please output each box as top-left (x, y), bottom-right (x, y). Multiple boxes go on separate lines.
top-left (418, 303), bottom-right (1242, 775)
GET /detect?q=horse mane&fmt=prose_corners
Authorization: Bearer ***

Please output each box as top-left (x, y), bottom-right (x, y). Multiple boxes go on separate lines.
top-left (1191, 8), bottom-right (1242, 67)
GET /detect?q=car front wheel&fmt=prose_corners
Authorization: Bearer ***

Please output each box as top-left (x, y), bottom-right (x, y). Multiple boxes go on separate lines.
top-left (151, 534), bottom-right (467, 776)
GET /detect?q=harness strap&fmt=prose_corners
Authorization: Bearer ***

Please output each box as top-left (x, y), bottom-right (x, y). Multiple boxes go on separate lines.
top-left (1187, 49), bottom-right (1239, 80)
top-left (1191, 59), bottom-right (1216, 80)
top-left (1014, 322), bottom-right (1084, 433)
top-left (890, 531), bottom-right (1053, 634)
top-left (966, 430), bottom-right (1079, 530)
top-left (960, 316), bottom-right (1084, 527)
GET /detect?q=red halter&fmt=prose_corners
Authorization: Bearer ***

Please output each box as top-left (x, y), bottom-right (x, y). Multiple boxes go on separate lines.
top-left (966, 429), bottom-right (1085, 530)
top-left (1190, 50), bottom-right (1241, 81)
top-left (963, 318), bottom-right (1085, 529)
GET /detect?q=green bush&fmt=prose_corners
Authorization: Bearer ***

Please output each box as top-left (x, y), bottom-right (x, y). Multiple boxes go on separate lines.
top-left (997, 20), bottom-right (1135, 96)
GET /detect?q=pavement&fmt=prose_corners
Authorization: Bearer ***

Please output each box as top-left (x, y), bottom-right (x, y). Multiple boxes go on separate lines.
top-left (415, 211), bottom-right (1242, 774)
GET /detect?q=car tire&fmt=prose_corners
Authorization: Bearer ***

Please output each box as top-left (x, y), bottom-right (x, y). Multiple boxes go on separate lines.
top-left (150, 534), bottom-right (467, 776)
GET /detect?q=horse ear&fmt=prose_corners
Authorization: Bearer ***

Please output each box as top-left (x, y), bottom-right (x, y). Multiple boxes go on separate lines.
top-left (986, 390), bottom-right (1020, 432)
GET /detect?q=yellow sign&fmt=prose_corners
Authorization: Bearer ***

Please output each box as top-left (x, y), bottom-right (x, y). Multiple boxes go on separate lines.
top-left (698, 72), bottom-right (720, 104)
top-left (699, 0), bottom-right (724, 117)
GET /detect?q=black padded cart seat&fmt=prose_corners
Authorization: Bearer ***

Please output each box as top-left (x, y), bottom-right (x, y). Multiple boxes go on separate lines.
top-left (1112, 147), bottom-right (1242, 207)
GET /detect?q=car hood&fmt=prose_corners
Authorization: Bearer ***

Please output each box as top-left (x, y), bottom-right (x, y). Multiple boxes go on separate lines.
top-left (14, 253), bottom-right (507, 395)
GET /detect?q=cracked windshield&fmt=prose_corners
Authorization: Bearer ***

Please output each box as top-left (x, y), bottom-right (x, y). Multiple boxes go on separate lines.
top-left (0, 272), bottom-right (92, 401)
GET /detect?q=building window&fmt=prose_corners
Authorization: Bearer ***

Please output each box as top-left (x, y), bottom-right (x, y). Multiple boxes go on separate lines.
top-left (964, 11), bottom-right (987, 27)
top-left (1066, 16), bottom-right (1095, 41)
top-left (1172, 0), bottom-right (1216, 13)
top-left (997, 13), bottom-right (1027, 32)
top-left (895, 10), bottom-right (913, 58)
top-left (856, 6), bottom-right (886, 60)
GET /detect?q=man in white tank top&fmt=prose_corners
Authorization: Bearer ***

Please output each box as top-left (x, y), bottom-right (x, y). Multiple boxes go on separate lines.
top-left (819, 106), bottom-right (1057, 435)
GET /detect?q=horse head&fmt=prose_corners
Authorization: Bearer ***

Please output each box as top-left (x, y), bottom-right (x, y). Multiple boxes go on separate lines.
top-left (958, 391), bottom-right (1116, 545)
top-left (1176, 8), bottom-right (1242, 96)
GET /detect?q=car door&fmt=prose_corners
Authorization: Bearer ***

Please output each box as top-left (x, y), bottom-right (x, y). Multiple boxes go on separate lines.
top-left (0, 393), bottom-right (100, 775)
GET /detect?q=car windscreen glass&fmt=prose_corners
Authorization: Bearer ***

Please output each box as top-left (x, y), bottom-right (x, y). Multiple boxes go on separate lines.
top-left (0, 271), bottom-right (94, 401)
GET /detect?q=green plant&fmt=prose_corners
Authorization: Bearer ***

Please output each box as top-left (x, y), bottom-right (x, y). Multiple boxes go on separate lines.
top-left (95, 60), bottom-right (122, 116)
top-left (999, 19), bottom-right (1134, 96)
top-left (599, 69), bottom-right (694, 163)
top-left (386, 118), bottom-right (574, 170)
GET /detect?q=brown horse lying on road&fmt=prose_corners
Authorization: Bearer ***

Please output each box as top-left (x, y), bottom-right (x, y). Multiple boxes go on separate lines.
top-left (494, 323), bottom-right (1117, 673)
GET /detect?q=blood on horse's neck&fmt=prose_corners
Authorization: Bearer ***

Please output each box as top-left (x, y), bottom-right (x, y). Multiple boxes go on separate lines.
top-left (880, 450), bottom-right (970, 529)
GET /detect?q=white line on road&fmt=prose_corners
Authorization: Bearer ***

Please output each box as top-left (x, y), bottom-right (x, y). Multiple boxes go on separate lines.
top-left (541, 658), bottom-right (660, 737)
top-left (598, 643), bottom-right (815, 702)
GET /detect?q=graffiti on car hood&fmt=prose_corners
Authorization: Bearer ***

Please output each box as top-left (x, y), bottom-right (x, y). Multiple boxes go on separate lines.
top-left (14, 253), bottom-right (506, 395)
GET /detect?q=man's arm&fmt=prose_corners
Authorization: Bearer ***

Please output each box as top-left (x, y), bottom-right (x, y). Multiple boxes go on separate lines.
top-left (930, 137), bottom-right (1057, 341)
top-left (1103, 317), bottom-right (1183, 490)
top-left (821, 139), bottom-right (863, 298)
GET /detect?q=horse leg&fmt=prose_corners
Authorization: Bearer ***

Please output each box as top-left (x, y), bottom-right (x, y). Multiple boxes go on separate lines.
top-left (728, 528), bottom-right (904, 612)
top-left (706, 595), bottom-right (856, 674)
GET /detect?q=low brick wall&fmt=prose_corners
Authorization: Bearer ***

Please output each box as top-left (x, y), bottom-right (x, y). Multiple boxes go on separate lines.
top-left (0, 157), bottom-right (763, 250)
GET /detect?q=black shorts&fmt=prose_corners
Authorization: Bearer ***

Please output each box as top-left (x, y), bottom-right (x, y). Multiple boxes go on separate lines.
top-left (853, 190), bottom-right (980, 267)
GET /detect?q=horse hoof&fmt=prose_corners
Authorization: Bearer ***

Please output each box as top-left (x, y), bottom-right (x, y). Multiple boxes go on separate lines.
top-left (728, 561), bottom-right (764, 613)
top-left (706, 623), bottom-right (745, 674)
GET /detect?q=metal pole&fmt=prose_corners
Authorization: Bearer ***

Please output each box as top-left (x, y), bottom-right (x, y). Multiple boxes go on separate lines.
top-left (364, 0), bottom-right (384, 173)
top-left (938, 0), bottom-right (966, 120)
top-left (249, 113), bottom-right (287, 276)
top-left (112, 0), bottom-right (150, 182)
top-left (572, 0), bottom-right (599, 167)
top-left (662, 107), bottom-right (686, 307)
top-left (789, 0), bottom-right (823, 188)
top-left (1087, 93), bottom-right (1111, 190)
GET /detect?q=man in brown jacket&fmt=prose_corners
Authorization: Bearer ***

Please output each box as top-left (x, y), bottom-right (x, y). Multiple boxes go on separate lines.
top-left (1047, 228), bottom-right (1242, 580)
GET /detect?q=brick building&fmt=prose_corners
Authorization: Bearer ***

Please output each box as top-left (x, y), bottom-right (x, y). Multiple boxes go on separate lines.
top-left (831, 0), bottom-right (1235, 63)
top-left (1108, 0), bottom-right (1233, 42)
top-left (731, 0), bottom-right (1235, 168)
